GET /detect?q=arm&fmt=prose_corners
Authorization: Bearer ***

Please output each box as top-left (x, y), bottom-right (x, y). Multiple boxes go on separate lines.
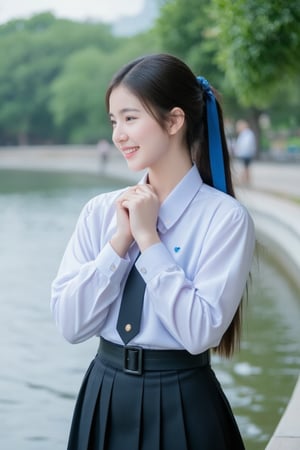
top-left (51, 183), bottom-right (160, 344)
top-left (50, 197), bottom-right (130, 344)
top-left (136, 206), bottom-right (255, 354)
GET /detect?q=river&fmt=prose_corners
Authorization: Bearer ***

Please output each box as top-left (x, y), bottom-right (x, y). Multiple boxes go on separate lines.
top-left (0, 169), bottom-right (299, 450)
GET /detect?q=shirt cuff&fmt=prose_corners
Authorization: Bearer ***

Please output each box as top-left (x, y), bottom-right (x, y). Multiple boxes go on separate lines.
top-left (135, 242), bottom-right (178, 282)
top-left (94, 241), bottom-right (130, 280)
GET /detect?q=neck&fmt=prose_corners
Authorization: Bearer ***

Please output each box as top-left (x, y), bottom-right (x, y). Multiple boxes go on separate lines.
top-left (148, 152), bottom-right (193, 203)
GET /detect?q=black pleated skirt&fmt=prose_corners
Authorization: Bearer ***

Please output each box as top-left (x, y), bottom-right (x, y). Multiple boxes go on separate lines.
top-left (67, 350), bottom-right (245, 450)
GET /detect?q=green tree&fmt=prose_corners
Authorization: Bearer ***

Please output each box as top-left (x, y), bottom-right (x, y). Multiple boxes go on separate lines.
top-left (154, 0), bottom-right (251, 151)
top-left (210, 0), bottom-right (300, 108)
top-left (155, 0), bottom-right (221, 82)
top-left (50, 48), bottom-right (112, 143)
top-left (49, 30), bottom-right (160, 143)
top-left (0, 13), bottom-right (119, 144)
top-left (0, 12), bottom-right (160, 144)
top-left (155, 0), bottom-right (300, 152)
top-left (154, 0), bottom-right (249, 133)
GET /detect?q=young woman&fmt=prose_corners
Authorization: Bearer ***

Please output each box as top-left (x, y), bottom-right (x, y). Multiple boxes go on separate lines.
top-left (51, 53), bottom-right (255, 450)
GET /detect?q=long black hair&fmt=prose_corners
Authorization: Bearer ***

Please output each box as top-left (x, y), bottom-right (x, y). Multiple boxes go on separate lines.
top-left (106, 53), bottom-right (241, 357)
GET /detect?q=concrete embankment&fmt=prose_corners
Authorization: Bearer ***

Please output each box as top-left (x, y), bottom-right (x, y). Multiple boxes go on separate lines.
top-left (233, 160), bottom-right (300, 450)
top-left (0, 145), bottom-right (143, 182)
top-left (237, 190), bottom-right (300, 450)
top-left (1, 146), bottom-right (299, 448)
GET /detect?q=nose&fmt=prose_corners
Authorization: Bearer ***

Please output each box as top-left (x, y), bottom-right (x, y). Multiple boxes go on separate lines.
top-left (113, 125), bottom-right (128, 144)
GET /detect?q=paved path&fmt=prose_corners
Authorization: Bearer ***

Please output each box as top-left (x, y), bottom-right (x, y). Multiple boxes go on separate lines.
top-left (0, 146), bottom-right (143, 183)
top-left (233, 160), bottom-right (300, 450)
top-left (234, 158), bottom-right (300, 290)
top-left (234, 159), bottom-right (300, 199)
top-left (0, 146), bottom-right (299, 196)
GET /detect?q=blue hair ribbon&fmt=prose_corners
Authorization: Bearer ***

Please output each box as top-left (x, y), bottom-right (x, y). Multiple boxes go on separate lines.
top-left (196, 76), bottom-right (227, 193)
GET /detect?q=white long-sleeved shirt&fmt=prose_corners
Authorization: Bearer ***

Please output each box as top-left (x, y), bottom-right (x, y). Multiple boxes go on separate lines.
top-left (50, 165), bottom-right (255, 354)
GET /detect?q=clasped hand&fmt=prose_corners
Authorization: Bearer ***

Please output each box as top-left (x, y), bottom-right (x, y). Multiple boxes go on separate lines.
top-left (111, 184), bottom-right (160, 257)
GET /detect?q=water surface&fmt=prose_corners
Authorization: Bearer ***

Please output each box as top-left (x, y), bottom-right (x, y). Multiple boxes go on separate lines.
top-left (0, 169), bottom-right (299, 449)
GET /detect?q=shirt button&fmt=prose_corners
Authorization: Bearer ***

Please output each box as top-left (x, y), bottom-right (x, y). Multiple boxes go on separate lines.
top-left (125, 323), bottom-right (132, 332)
top-left (140, 267), bottom-right (147, 274)
top-left (109, 263), bottom-right (116, 272)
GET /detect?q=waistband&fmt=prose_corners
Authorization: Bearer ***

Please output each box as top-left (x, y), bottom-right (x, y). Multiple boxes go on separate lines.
top-left (98, 338), bottom-right (210, 376)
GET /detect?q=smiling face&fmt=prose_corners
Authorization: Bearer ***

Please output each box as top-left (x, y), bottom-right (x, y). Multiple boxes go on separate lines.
top-left (109, 84), bottom-right (173, 173)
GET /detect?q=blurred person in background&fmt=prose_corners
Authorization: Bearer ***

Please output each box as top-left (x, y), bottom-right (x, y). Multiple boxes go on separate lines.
top-left (97, 138), bottom-right (111, 171)
top-left (234, 120), bottom-right (257, 185)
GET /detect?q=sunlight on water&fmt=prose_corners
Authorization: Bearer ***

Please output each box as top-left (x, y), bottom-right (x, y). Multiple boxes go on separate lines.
top-left (0, 169), bottom-right (299, 449)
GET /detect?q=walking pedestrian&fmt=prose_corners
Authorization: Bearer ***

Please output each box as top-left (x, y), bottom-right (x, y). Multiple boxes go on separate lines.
top-left (97, 138), bottom-right (111, 171)
top-left (234, 120), bottom-right (257, 184)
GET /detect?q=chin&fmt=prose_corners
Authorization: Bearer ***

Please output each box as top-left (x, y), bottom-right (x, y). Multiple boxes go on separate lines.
top-left (127, 161), bottom-right (148, 173)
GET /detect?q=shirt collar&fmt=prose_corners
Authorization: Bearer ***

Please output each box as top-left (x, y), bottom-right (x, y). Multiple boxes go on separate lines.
top-left (140, 165), bottom-right (203, 233)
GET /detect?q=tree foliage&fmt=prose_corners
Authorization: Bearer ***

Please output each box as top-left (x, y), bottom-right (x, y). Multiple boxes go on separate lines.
top-left (50, 48), bottom-right (109, 144)
top-left (210, 0), bottom-right (300, 107)
top-left (0, 12), bottom-right (160, 144)
top-left (155, 0), bottom-right (222, 83)
top-left (154, 0), bottom-right (246, 129)
top-left (1, 4), bottom-right (299, 145)
top-left (0, 13), bottom-right (121, 144)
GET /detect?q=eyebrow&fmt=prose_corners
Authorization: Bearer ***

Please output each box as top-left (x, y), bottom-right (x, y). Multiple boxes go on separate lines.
top-left (109, 108), bottom-right (140, 118)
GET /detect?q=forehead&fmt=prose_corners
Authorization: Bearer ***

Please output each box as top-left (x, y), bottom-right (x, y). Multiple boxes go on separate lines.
top-left (109, 85), bottom-right (143, 115)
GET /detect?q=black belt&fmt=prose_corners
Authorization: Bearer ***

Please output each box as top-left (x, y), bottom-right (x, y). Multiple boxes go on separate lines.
top-left (98, 338), bottom-right (210, 376)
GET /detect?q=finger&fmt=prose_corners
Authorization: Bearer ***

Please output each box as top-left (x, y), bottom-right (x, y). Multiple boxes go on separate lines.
top-left (117, 188), bottom-right (137, 204)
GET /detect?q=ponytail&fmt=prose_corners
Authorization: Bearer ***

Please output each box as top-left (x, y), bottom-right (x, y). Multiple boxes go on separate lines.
top-left (193, 80), bottom-right (242, 358)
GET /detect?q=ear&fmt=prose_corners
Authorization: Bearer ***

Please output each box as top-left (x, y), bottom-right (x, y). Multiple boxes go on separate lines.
top-left (167, 107), bottom-right (185, 135)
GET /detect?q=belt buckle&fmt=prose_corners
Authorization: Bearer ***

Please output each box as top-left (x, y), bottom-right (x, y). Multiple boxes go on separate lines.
top-left (123, 346), bottom-right (143, 375)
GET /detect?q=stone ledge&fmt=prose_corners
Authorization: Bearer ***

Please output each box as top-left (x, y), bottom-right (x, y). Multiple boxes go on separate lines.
top-left (266, 438), bottom-right (300, 450)
top-left (237, 188), bottom-right (300, 450)
top-left (265, 377), bottom-right (300, 449)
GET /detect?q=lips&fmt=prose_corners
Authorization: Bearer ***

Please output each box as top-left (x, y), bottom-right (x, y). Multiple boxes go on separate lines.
top-left (122, 146), bottom-right (139, 159)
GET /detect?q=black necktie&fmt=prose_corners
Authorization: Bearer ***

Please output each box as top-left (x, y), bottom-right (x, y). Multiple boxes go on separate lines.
top-left (116, 257), bottom-right (146, 344)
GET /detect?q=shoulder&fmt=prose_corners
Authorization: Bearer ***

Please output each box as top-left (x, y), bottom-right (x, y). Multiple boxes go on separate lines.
top-left (79, 186), bottom-right (127, 220)
top-left (198, 184), bottom-right (253, 224)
